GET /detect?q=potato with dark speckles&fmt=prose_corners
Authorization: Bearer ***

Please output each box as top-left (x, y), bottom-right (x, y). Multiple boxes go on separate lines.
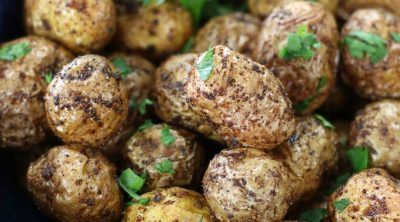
top-left (339, 0), bottom-right (400, 19)
top-left (45, 55), bottom-right (128, 148)
top-left (185, 45), bottom-right (295, 149)
top-left (26, 145), bottom-right (122, 222)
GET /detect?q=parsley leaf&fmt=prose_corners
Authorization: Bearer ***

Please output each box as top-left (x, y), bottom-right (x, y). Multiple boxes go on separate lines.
top-left (279, 25), bottom-right (320, 60)
top-left (155, 159), bottom-right (176, 174)
top-left (343, 31), bottom-right (387, 64)
top-left (112, 57), bottom-right (132, 79)
top-left (334, 198), bottom-right (350, 213)
top-left (161, 124), bottom-right (175, 146)
top-left (391, 32), bottom-right (400, 43)
top-left (179, 0), bottom-right (207, 27)
top-left (142, 0), bottom-right (165, 6)
top-left (314, 114), bottom-right (335, 129)
top-left (44, 72), bottom-right (53, 84)
top-left (196, 47), bottom-right (214, 81)
top-left (118, 168), bottom-right (149, 206)
top-left (299, 208), bottom-right (327, 222)
top-left (325, 173), bottom-right (351, 195)
top-left (0, 42), bottom-right (31, 61)
top-left (316, 75), bottom-right (327, 93)
top-left (294, 96), bottom-right (315, 113)
top-left (138, 119), bottom-right (154, 131)
top-left (346, 146), bottom-right (369, 172)
top-left (138, 98), bottom-right (154, 115)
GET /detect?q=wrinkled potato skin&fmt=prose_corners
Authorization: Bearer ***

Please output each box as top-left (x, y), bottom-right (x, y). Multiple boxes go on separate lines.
top-left (124, 124), bottom-right (204, 191)
top-left (253, 1), bottom-right (339, 114)
top-left (25, 0), bottom-right (116, 53)
top-left (123, 187), bottom-right (214, 222)
top-left (328, 168), bottom-right (400, 221)
top-left (45, 55), bottom-right (128, 148)
top-left (192, 13), bottom-right (260, 57)
top-left (27, 145), bottom-right (122, 222)
top-left (185, 45), bottom-right (295, 149)
top-left (0, 36), bottom-right (73, 149)
top-left (340, 0), bottom-right (400, 18)
top-left (348, 100), bottom-right (400, 177)
top-left (341, 9), bottom-right (400, 99)
top-left (117, 2), bottom-right (192, 60)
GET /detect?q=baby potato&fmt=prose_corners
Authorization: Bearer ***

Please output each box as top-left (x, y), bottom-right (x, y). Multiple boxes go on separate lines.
top-left (122, 187), bottom-right (213, 222)
top-left (328, 168), bottom-right (400, 220)
top-left (341, 9), bottom-right (400, 99)
top-left (116, 2), bottom-right (192, 60)
top-left (253, 1), bottom-right (339, 114)
top-left (45, 55), bottom-right (128, 148)
top-left (26, 145), bottom-right (122, 222)
top-left (185, 45), bottom-right (295, 149)
top-left (123, 124), bottom-right (204, 191)
top-left (348, 100), bottom-right (400, 177)
top-left (0, 36), bottom-right (73, 150)
top-left (339, 0), bottom-right (400, 19)
top-left (192, 13), bottom-right (260, 57)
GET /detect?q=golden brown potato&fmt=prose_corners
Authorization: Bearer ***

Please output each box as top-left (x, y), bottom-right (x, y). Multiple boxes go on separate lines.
top-left (122, 187), bottom-right (214, 222)
top-left (123, 124), bottom-right (204, 191)
top-left (192, 13), bottom-right (260, 57)
top-left (25, 0), bottom-right (116, 53)
top-left (253, 1), bottom-right (339, 114)
top-left (328, 168), bottom-right (400, 221)
top-left (116, 2), bottom-right (192, 60)
top-left (341, 9), bottom-right (400, 99)
top-left (185, 45), bottom-right (295, 149)
top-left (348, 100), bottom-right (400, 177)
top-left (45, 55), bottom-right (128, 148)
top-left (339, 0), bottom-right (400, 19)
top-left (0, 36), bottom-right (73, 150)
top-left (26, 145), bottom-right (122, 222)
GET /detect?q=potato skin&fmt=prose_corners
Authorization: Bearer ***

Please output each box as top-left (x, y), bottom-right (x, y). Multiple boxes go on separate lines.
top-left (253, 1), bottom-right (339, 114)
top-left (341, 9), bottom-right (400, 99)
top-left (339, 0), bottom-right (400, 18)
top-left (26, 145), bottom-right (122, 222)
top-left (122, 187), bottom-right (214, 222)
top-left (185, 45), bottom-right (295, 149)
top-left (328, 168), bottom-right (400, 221)
top-left (45, 55), bottom-right (128, 148)
top-left (0, 36), bottom-right (73, 149)
top-left (123, 124), bottom-right (204, 191)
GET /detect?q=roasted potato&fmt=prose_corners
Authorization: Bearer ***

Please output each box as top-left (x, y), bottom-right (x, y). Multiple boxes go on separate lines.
top-left (185, 45), bottom-right (295, 149)
top-left (341, 8), bottom-right (400, 99)
top-left (192, 13), bottom-right (260, 57)
top-left (45, 55), bottom-right (128, 148)
top-left (122, 187), bottom-right (214, 222)
top-left (0, 36), bottom-right (73, 150)
top-left (123, 124), bottom-right (204, 191)
top-left (203, 117), bottom-right (337, 221)
top-left (328, 168), bottom-right (400, 221)
top-left (339, 0), bottom-right (400, 19)
top-left (253, 1), bottom-right (339, 114)
top-left (348, 100), bottom-right (400, 177)
top-left (24, 0), bottom-right (116, 53)
top-left (26, 145), bottom-right (122, 222)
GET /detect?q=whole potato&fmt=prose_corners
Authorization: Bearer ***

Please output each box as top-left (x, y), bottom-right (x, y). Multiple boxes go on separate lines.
top-left (328, 168), bottom-right (400, 221)
top-left (123, 124), bottom-right (204, 191)
top-left (122, 187), bottom-right (214, 222)
top-left (45, 55), bottom-right (128, 148)
top-left (253, 1), bottom-right (339, 114)
top-left (185, 45), bottom-right (295, 149)
top-left (192, 13), bottom-right (260, 57)
top-left (339, 0), bottom-right (400, 19)
top-left (341, 9), bottom-right (400, 99)
top-left (25, 0), bottom-right (116, 53)
top-left (0, 36), bottom-right (73, 150)
top-left (26, 145), bottom-right (122, 222)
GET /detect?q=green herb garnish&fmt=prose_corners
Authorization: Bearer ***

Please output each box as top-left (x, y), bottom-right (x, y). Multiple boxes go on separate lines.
top-left (316, 75), bottom-right (327, 93)
top-left (155, 159), bottom-right (176, 174)
top-left (138, 98), bottom-right (154, 115)
top-left (161, 124), bottom-right (175, 146)
top-left (314, 114), bottom-right (335, 129)
top-left (138, 119), bottom-right (154, 131)
top-left (346, 146), bottom-right (369, 172)
top-left (180, 36), bottom-right (195, 53)
top-left (118, 168), bottom-right (149, 206)
top-left (279, 25), bottom-right (320, 60)
top-left (179, 0), bottom-right (207, 27)
top-left (294, 97), bottom-right (315, 113)
top-left (325, 173), bottom-right (351, 195)
top-left (142, 0), bottom-right (166, 6)
top-left (44, 72), bottom-right (53, 84)
top-left (299, 208), bottom-right (327, 222)
top-left (196, 47), bottom-right (214, 81)
top-left (0, 42), bottom-right (31, 61)
top-left (112, 57), bottom-right (132, 78)
top-left (391, 32), bottom-right (400, 43)
top-left (334, 198), bottom-right (350, 213)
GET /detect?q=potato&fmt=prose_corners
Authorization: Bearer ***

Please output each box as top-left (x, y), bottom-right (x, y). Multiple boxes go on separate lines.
top-left (348, 100), bottom-right (400, 177)
top-left (192, 13), bottom-right (260, 57)
top-left (185, 45), bottom-right (295, 149)
top-left (328, 168), bottom-right (400, 221)
top-left (253, 1), bottom-right (339, 114)
top-left (26, 145), bottom-right (122, 222)
top-left (341, 9), bottom-right (400, 99)
top-left (122, 187), bottom-right (213, 222)
top-left (45, 55), bottom-right (128, 148)
top-left (339, 0), bottom-right (400, 19)
top-left (203, 117), bottom-right (337, 221)
top-left (24, 0), bottom-right (116, 53)
top-left (116, 2), bottom-right (192, 60)
top-left (0, 36), bottom-right (73, 150)
top-left (123, 124), bottom-right (204, 191)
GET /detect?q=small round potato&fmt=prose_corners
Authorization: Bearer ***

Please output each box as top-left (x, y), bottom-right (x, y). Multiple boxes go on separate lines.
top-left (26, 145), bottom-right (122, 222)
top-left (253, 1), bottom-right (339, 114)
top-left (185, 45), bottom-right (295, 149)
top-left (348, 100), bottom-right (400, 177)
top-left (45, 55), bottom-right (128, 148)
top-left (192, 13), bottom-right (260, 57)
top-left (122, 187), bottom-right (213, 222)
top-left (341, 9), bottom-right (400, 99)
top-left (328, 168), bottom-right (400, 220)
top-left (0, 36), bottom-right (73, 149)
top-left (24, 0), bottom-right (116, 53)
top-left (123, 124), bottom-right (204, 191)
top-left (339, 0), bottom-right (400, 19)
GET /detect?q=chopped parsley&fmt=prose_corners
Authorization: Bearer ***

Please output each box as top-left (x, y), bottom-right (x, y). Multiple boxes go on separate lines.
top-left (0, 42), bottom-right (31, 61)
top-left (299, 208), bottom-right (327, 222)
top-left (196, 47), bottom-right (214, 81)
top-left (294, 75), bottom-right (328, 113)
top-left (346, 146), bottom-right (369, 172)
top-left (314, 114), bottom-right (335, 129)
top-left (279, 25), bottom-right (320, 60)
top-left (138, 119), bottom-right (154, 131)
top-left (118, 168), bottom-right (149, 206)
top-left (391, 32), bottom-right (400, 43)
top-left (44, 72), bottom-right (53, 84)
top-left (325, 173), bottom-right (352, 195)
top-left (161, 124), bottom-right (175, 146)
top-left (154, 159), bottom-right (176, 174)
top-left (316, 75), bottom-right (328, 93)
top-left (334, 198), bottom-right (350, 213)
top-left (138, 98), bottom-right (154, 115)
top-left (112, 57), bottom-right (132, 79)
